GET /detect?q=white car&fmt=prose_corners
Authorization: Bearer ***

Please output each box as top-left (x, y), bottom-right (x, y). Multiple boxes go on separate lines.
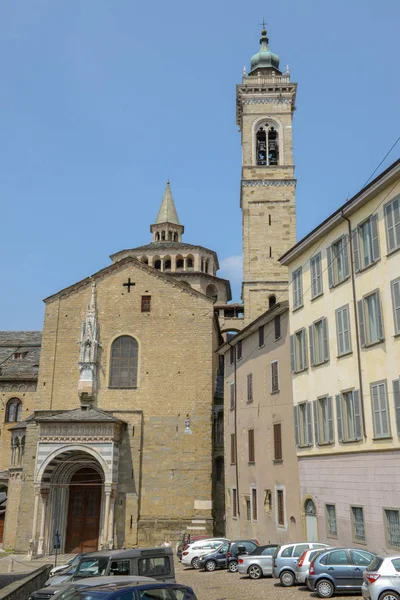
top-left (181, 538), bottom-right (229, 569)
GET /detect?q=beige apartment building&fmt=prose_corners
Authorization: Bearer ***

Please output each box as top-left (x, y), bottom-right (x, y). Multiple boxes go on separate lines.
top-left (220, 302), bottom-right (302, 543)
top-left (280, 158), bottom-right (400, 551)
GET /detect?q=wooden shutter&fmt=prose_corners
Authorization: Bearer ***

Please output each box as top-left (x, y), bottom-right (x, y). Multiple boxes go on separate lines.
top-left (247, 373), bottom-right (253, 402)
top-left (376, 290), bottom-right (384, 341)
top-left (358, 299), bottom-right (366, 347)
top-left (309, 325), bottom-right (315, 367)
top-left (293, 406), bottom-right (299, 447)
top-left (352, 228), bottom-right (360, 272)
top-left (343, 234), bottom-right (350, 279)
top-left (336, 394), bottom-right (343, 442)
top-left (343, 306), bottom-right (351, 353)
top-left (371, 383), bottom-right (382, 437)
top-left (391, 279), bottom-right (400, 335)
top-left (311, 258), bottom-right (316, 298)
top-left (248, 429), bottom-right (255, 463)
top-left (230, 383), bottom-right (235, 409)
top-left (271, 361), bottom-right (279, 393)
top-left (327, 246), bottom-right (334, 288)
top-left (306, 402), bottom-right (313, 446)
top-left (393, 379), bottom-right (400, 435)
top-left (302, 329), bottom-right (308, 370)
top-left (385, 202), bottom-right (396, 253)
top-left (274, 423), bottom-right (282, 460)
top-left (290, 335), bottom-right (296, 373)
top-left (313, 400), bottom-right (319, 446)
top-left (353, 390), bottom-right (362, 440)
top-left (327, 396), bottom-right (334, 443)
top-left (231, 433), bottom-right (236, 464)
top-left (371, 214), bottom-right (380, 261)
top-left (336, 308), bottom-right (344, 356)
top-left (316, 254), bottom-right (323, 296)
top-left (323, 317), bottom-right (329, 361)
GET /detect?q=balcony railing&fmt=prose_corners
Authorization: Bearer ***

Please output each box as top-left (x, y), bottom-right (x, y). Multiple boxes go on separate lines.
top-left (242, 74), bottom-right (291, 85)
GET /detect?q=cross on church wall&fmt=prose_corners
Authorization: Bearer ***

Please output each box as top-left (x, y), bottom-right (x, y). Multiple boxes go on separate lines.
top-left (123, 278), bottom-right (136, 293)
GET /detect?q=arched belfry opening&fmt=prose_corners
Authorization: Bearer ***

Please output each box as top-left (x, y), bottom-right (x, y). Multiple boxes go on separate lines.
top-left (256, 124), bottom-right (279, 166)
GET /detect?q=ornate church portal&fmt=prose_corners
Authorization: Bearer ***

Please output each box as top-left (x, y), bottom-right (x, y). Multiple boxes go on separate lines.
top-left (65, 468), bottom-right (102, 553)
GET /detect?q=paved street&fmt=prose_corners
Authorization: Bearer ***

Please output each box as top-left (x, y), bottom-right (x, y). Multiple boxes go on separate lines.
top-left (176, 561), bottom-right (362, 600)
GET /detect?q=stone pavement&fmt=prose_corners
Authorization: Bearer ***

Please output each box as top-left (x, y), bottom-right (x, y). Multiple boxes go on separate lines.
top-left (0, 552), bottom-right (69, 575)
top-left (175, 561), bottom-right (362, 600)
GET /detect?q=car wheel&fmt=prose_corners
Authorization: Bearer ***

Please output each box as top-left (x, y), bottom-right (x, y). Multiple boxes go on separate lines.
top-left (280, 570), bottom-right (295, 587)
top-left (316, 578), bottom-right (334, 598)
top-left (228, 560), bottom-right (238, 573)
top-left (191, 557), bottom-right (200, 569)
top-left (248, 564), bottom-right (263, 580)
top-left (379, 593), bottom-right (400, 600)
top-left (205, 560), bottom-right (217, 572)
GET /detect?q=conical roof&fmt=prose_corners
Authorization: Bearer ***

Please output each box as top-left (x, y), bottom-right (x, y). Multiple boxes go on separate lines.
top-left (155, 181), bottom-right (180, 225)
top-left (250, 28), bottom-right (280, 74)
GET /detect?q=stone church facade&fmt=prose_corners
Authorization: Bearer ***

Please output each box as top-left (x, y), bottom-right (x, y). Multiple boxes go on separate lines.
top-left (2, 188), bottom-right (228, 555)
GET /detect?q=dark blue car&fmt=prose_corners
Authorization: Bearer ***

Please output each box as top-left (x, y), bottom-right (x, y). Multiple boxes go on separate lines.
top-left (52, 582), bottom-right (197, 600)
top-left (198, 540), bottom-right (259, 573)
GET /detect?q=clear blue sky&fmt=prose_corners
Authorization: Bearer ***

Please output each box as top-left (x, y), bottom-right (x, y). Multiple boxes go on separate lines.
top-left (1, 0), bottom-right (399, 330)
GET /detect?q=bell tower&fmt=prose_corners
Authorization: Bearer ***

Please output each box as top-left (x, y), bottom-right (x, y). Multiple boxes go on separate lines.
top-left (237, 27), bottom-right (297, 323)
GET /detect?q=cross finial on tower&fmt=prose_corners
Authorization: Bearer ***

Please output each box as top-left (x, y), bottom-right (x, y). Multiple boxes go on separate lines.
top-left (259, 18), bottom-right (267, 32)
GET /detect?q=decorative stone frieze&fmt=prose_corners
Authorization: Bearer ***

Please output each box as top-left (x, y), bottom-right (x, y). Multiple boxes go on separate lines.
top-left (242, 179), bottom-right (296, 187)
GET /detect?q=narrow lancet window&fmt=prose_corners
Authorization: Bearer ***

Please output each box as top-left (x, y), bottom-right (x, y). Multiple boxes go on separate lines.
top-left (268, 127), bottom-right (279, 165)
top-left (256, 127), bottom-right (267, 165)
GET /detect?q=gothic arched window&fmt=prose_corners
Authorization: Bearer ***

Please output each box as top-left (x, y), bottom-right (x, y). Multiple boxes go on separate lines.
top-left (269, 295), bottom-right (276, 308)
top-left (155, 232), bottom-right (160, 241)
top-left (109, 336), bottom-right (139, 389)
top-left (161, 231), bottom-right (166, 241)
top-left (256, 124), bottom-right (279, 166)
top-left (5, 398), bottom-right (22, 423)
top-left (173, 232), bottom-right (178, 241)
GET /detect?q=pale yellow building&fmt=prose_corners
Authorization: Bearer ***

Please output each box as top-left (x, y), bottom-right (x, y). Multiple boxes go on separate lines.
top-left (280, 158), bottom-right (400, 551)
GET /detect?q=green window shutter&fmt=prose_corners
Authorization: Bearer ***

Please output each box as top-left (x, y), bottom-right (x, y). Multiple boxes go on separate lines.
top-left (376, 290), bottom-right (384, 341)
top-left (391, 279), bottom-right (400, 335)
top-left (313, 400), bottom-right (319, 446)
top-left (379, 382), bottom-right (390, 437)
top-left (290, 335), bottom-right (296, 373)
top-left (327, 396), bottom-right (334, 443)
top-left (353, 390), bottom-right (363, 440)
top-left (327, 246), bottom-right (333, 288)
top-left (302, 329), bottom-right (308, 370)
top-left (358, 299), bottom-right (366, 347)
top-left (336, 308), bottom-right (344, 355)
top-left (343, 305), bottom-right (351, 353)
top-left (393, 379), bottom-right (400, 435)
top-left (293, 405), bottom-right (300, 447)
top-left (352, 228), bottom-right (360, 273)
top-left (323, 317), bottom-right (329, 361)
top-left (309, 325), bottom-right (315, 367)
top-left (336, 394), bottom-right (343, 442)
top-left (317, 254), bottom-right (323, 296)
top-left (371, 214), bottom-right (380, 262)
top-left (385, 202), bottom-right (395, 252)
top-left (343, 234), bottom-right (350, 279)
top-left (371, 383), bottom-right (382, 437)
top-left (306, 402), bottom-right (313, 446)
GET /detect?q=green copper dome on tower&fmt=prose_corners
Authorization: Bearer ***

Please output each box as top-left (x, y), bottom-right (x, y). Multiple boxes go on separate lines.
top-left (249, 28), bottom-right (281, 75)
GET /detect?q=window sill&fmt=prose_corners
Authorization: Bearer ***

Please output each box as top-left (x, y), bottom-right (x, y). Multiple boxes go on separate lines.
top-left (230, 407), bottom-right (235, 411)
top-left (326, 534), bottom-right (338, 540)
top-left (340, 438), bottom-right (363, 444)
top-left (274, 336), bottom-right (282, 342)
top-left (394, 333), bottom-right (400, 338)
top-left (230, 462), bottom-right (236, 466)
top-left (387, 245), bottom-right (400, 258)
top-left (247, 400), bottom-right (253, 404)
top-left (337, 350), bottom-right (353, 359)
top-left (311, 292), bottom-right (323, 302)
top-left (248, 461), bottom-right (255, 466)
top-left (329, 275), bottom-right (350, 290)
top-left (294, 368), bottom-right (308, 375)
top-left (258, 344), bottom-right (265, 349)
top-left (273, 459), bottom-right (283, 465)
top-left (271, 389), bottom-right (280, 395)
top-left (362, 339), bottom-right (385, 349)
top-left (372, 436), bottom-right (393, 441)
top-left (292, 304), bottom-right (304, 313)
top-left (317, 441), bottom-right (334, 446)
top-left (356, 259), bottom-right (380, 275)
top-left (108, 386), bottom-right (138, 390)
top-left (352, 538), bottom-right (367, 546)
top-left (311, 360), bottom-right (329, 369)
top-left (298, 444), bottom-right (313, 449)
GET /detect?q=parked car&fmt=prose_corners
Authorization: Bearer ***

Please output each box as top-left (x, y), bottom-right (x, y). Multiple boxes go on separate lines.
top-left (307, 547), bottom-right (376, 597)
top-left (198, 539), bottom-right (259, 573)
top-left (52, 582), bottom-right (197, 600)
top-left (237, 544), bottom-right (279, 579)
top-left (177, 535), bottom-right (209, 561)
top-left (29, 576), bottom-right (157, 600)
top-left (45, 565), bottom-right (82, 587)
top-left (296, 548), bottom-right (334, 585)
top-left (49, 554), bottom-right (88, 578)
top-left (181, 538), bottom-right (229, 569)
top-left (362, 555), bottom-right (400, 600)
top-left (273, 542), bottom-right (330, 586)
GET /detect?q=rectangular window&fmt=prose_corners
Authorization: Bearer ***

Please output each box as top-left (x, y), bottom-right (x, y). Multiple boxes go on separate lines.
top-left (371, 380), bottom-right (390, 438)
top-left (251, 488), bottom-right (258, 521)
top-left (336, 304), bottom-right (352, 356)
top-left (394, 379), bottom-right (400, 436)
top-left (229, 346), bottom-right (235, 365)
top-left (248, 429), bottom-right (255, 463)
top-left (358, 290), bottom-right (384, 346)
top-left (315, 396), bottom-right (334, 445)
top-left (237, 340), bottom-right (243, 360)
top-left (230, 433), bottom-right (236, 464)
top-left (290, 328), bottom-right (308, 373)
top-left (353, 215), bottom-right (380, 272)
top-left (292, 267), bottom-right (303, 309)
top-left (271, 360), bottom-right (279, 393)
top-left (274, 314), bottom-right (281, 340)
top-left (310, 252), bottom-right (323, 299)
top-left (295, 402), bottom-right (313, 448)
top-left (258, 325), bottom-right (265, 347)
top-left (309, 317), bottom-right (329, 366)
top-left (232, 489), bottom-right (237, 518)
top-left (230, 383), bottom-right (235, 410)
top-left (391, 278), bottom-right (400, 335)
top-left (277, 489), bottom-right (285, 525)
top-left (246, 497), bottom-right (251, 521)
top-left (351, 506), bottom-right (366, 543)
top-left (327, 235), bottom-right (350, 288)
top-left (326, 504), bottom-right (337, 537)
top-left (141, 295), bottom-right (151, 312)
top-left (274, 423), bottom-right (282, 460)
top-left (384, 195), bottom-right (400, 254)
top-left (336, 390), bottom-right (362, 442)
top-left (384, 509), bottom-right (400, 547)
top-left (247, 373), bottom-right (253, 403)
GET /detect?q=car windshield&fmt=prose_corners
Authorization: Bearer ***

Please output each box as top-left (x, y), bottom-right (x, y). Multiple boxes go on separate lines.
top-left (74, 559), bottom-right (108, 579)
top-left (69, 555), bottom-right (82, 567)
top-left (367, 557), bottom-right (383, 572)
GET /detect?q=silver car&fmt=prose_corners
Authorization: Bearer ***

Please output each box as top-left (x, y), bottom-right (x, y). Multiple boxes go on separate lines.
top-left (272, 542), bottom-right (330, 587)
top-left (296, 548), bottom-right (332, 585)
top-left (237, 545), bottom-right (278, 579)
top-left (362, 555), bottom-right (400, 600)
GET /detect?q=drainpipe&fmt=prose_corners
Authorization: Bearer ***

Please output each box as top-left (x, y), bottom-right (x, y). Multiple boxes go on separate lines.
top-left (227, 342), bottom-right (240, 516)
top-left (341, 212), bottom-right (367, 439)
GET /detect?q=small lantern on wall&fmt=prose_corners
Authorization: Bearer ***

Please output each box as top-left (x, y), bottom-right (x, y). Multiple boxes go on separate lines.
top-left (184, 415), bottom-right (192, 435)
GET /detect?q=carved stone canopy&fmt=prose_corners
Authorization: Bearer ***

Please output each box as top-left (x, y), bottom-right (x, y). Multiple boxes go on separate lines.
top-left (36, 408), bottom-right (124, 444)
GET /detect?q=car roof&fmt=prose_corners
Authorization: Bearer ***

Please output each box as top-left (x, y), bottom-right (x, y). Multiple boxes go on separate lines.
top-left (78, 547), bottom-right (172, 559)
top-left (73, 583), bottom-right (190, 595)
